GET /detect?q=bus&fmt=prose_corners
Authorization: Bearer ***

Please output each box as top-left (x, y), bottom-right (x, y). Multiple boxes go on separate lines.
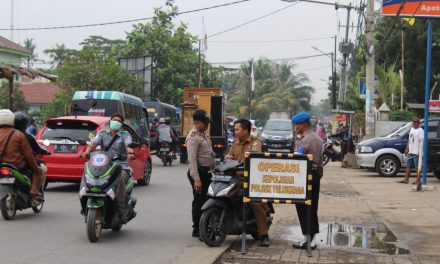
top-left (70, 91), bottom-right (149, 142)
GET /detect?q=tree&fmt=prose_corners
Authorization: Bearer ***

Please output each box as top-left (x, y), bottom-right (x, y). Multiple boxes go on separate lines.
top-left (0, 83), bottom-right (28, 111)
top-left (124, 0), bottom-right (204, 104)
top-left (23, 38), bottom-right (37, 67)
top-left (44, 44), bottom-right (76, 68)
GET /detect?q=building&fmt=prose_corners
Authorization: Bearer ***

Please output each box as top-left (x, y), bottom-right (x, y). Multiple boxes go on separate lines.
top-left (18, 76), bottom-right (60, 113)
top-left (0, 35), bottom-right (31, 66)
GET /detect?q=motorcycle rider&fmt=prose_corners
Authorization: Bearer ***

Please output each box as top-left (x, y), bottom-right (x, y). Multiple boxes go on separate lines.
top-left (157, 117), bottom-right (177, 158)
top-left (0, 109), bottom-right (42, 197)
top-left (224, 118), bottom-right (271, 247)
top-left (14, 111), bottom-right (50, 187)
top-left (81, 113), bottom-right (135, 211)
top-left (165, 116), bottom-right (178, 159)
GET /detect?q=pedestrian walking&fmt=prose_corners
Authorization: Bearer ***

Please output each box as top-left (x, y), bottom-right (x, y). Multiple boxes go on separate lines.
top-left (291, 112), bottom-right (323, 250)
top-left (185, 110), bottom-right (216, 238)
top-left (397, 116), bottom-right (424, 190)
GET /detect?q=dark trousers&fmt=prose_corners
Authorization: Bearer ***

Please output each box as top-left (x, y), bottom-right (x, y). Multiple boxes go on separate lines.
top-left (187, 167), bottom-right (211, 230)
top-left (117, 169), bottom-right (128, 208)
top-left (295, 170), bottom-right (321, 237)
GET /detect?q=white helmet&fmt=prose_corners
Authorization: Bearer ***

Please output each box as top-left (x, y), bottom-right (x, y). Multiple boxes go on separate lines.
top-left (0, 109), bottom-right (14, 127)
top-left (159, 117), bottom-right (165, 123)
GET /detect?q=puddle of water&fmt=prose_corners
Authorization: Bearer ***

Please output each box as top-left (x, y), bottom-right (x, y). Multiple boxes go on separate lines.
top-left (282, 221), bottom-right (410, 255)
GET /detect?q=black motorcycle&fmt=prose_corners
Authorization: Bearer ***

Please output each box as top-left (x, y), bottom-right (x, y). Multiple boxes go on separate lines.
top-left (157, 141), bottom-right (173, 166)
top-left (323, 135), bottom-right (342, 166)
top-left (79, 148), bottom-right (137, 242)
top-left (199, 160), bottom-right (273, 247)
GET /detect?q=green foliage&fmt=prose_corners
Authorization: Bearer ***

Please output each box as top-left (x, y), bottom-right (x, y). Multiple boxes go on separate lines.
top-left (389, 110), bottom-right (415, 121)
top-left (0, 82), bottom-right (28, 111)
top-left (44, 44), bottom-right (76, 68)
top-left (224, 58), bottom-right (314, 123)
top-left (23, 38), bottom-right (37, 67)
top-left (41, 89), bottom-right (74, 121)
top-left (124, 0), bottom-right (203, 104)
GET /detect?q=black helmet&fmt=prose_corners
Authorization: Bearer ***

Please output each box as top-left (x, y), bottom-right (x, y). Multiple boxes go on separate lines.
top-left (193, 110), bottom-right (212, 124)
top-left (14, 111), bottom-right (29, 132)
top-left (165, 116), bottom-right (171, 125)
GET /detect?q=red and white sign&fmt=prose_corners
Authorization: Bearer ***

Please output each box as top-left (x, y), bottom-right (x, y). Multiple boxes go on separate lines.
top-left (383, 1), bottom-right (440, 18)
top-left (429, 100), bottom-right (440, 113)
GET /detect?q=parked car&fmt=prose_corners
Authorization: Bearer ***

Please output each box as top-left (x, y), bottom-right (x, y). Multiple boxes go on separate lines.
top-left (261, 119), bottom-right (294, 152)
top-left (355, 118), bottom-right (440, 179)
top-left (36, 116), bottom-right (152, 187)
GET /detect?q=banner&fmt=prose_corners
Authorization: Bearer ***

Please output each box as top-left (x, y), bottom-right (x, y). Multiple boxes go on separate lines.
top-left (383, 0), bottom-right (440, 17)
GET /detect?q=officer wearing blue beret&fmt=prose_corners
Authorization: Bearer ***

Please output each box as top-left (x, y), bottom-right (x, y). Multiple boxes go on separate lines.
top-left (291, 112), bottom-right (323, 250)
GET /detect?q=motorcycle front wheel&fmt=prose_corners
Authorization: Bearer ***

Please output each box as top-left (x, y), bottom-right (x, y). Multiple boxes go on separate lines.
top-left (199, 207), bottom-right (227, 247)
top-left (86, 208), bottom-right (103, 242)
top-left (0, 192), bottom-right (16, 220)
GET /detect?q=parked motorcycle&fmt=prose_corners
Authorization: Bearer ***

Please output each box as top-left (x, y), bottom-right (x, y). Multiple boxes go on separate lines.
top-left (0, 163), bottom-right (45, 220)
top-left (323, 135), bottom-right (342, 166)
top-left (157, 141), bottom-right (173, 166)
top-left (199, 160), bottom-right (273, 247)
top-left (79, 147), bottom-right (137, 242)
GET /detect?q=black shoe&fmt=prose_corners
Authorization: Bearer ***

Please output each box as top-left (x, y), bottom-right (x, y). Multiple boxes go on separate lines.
top-left (192, 229), bottom-right (200, 237)
top-left (260, 235), bottom-right (270, 247)
top-left (292, 240), bottom-right (317, 250)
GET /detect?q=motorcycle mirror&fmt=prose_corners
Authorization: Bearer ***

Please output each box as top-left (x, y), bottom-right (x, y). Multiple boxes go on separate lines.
top-left (43, 139), bottom-right (50, 147)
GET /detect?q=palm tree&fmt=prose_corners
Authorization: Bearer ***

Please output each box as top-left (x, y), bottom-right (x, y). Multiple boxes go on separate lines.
top-left (44, 44), bottom-right (76, 68)
top-left (23, 38), bottom-right (37, 67)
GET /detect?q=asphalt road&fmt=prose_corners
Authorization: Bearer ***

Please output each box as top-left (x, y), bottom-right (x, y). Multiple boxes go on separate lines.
top-left (0, 157), bottom-right (232, 264)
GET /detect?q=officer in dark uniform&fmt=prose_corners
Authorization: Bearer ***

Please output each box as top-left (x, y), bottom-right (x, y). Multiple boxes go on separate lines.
top-left (186, 110), bottom-right (216, 237)
top-left (291, 112), bottom-right (323, 250)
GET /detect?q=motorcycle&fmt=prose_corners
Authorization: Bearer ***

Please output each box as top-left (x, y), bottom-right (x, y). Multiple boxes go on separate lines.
top-left (157, 141), bottom-right (173, 166)
top-left (0, 163), bottom-right (46, 220)
top-left (323, 135), bottom-right (342, 166)
top-left (199, 160), bottom-right (273, 247)
top-left (79, 147), bottom-right (137, 243)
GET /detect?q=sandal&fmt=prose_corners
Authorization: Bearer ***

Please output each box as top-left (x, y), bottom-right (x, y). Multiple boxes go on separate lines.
top-left (397, 180), bottom-right (409, 184)
top-left (29, 191), bottom-right (42, 198)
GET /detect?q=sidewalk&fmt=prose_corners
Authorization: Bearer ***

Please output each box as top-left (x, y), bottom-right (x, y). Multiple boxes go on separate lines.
top-left (215, 163), bottom-right (440, 264)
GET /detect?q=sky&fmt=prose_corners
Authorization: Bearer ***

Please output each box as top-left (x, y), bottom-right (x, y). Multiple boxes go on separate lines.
top-left (0, 0), bottom-right (364, 104)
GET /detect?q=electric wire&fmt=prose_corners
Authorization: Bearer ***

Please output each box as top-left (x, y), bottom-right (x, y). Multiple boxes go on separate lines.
top-left (208, 36), bottom-right (334, 43)
top-left (209, 53), bottom-right (332, 65)
top-left (0, 0), bottom-right (251, 31)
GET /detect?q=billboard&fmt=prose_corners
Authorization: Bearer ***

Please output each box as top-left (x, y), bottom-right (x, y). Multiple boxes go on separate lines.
top-left (382, 0), bottom-right (440, 17)
top-left (429, 100), bottom-right (440, 112)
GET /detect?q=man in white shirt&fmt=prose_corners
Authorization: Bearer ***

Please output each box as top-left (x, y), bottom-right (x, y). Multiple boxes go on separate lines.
top-left (398, 116), bottom-right (424, 184)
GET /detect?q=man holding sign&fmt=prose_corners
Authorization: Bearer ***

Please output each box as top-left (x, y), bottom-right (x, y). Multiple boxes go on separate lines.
top-left (291, 112), bottom-right (323, 250)
top-left (225, 118), bottom-right (271, 247)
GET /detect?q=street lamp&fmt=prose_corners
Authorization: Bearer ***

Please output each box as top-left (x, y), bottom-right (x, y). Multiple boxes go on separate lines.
top-left (311, 45), bottom-right (337, 110)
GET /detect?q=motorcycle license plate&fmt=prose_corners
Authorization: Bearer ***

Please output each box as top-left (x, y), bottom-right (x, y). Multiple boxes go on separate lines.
top-left (160, 148), bottom-right (169, 152)
top-left (54, 144), bottom-right (77, 153)
top-left (212, 175), bottom-right (232, 182)
top-left (271, 144), bottom-right (282, 148)
top-left (0, 177), bottom-right (14, 184)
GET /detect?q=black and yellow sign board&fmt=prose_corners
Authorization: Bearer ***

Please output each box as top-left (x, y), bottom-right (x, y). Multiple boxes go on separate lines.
top-left (243, 151), bottom-right (313, 205)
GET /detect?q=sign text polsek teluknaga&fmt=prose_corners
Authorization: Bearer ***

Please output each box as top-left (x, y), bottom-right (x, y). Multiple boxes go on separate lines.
top-left (249, 158), bottom-right (308, 200)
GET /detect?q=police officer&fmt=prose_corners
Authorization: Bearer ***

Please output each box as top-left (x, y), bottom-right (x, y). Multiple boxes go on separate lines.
top-left (291, 112), bottom-right (323, 250)
top-left (225, 118), bottom-right (270, 247)
top-left (186, 110), bottom-right (216, 238)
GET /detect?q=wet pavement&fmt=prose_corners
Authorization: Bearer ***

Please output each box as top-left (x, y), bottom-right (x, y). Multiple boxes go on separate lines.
top-left (214, 163), bottom-right (440, 263)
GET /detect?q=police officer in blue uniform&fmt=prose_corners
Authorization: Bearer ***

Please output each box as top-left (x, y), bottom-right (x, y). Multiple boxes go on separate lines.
top-left (291, 112), bottom-right (323, 249)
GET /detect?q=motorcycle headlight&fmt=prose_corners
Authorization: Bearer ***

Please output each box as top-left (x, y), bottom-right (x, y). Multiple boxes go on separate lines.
top-left (360, 146), bottom-right (373, 153)
top-left (79, 186), bottom-right (87, 198)
top-left (85, 173), bottom-right (109, 187)
top-left (217, 184), bottom-right (234, 197)
top-left (207, 185), bottom-right (214, 196)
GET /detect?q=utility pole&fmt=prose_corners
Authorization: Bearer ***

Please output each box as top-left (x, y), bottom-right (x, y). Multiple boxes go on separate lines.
top-left (339, 4), bottom-right (351, 103)
top-left (10, 0), bottom-right (14, 40)
top-left (333, 35), bottom-right (337, 110)
top-left (197, 39), bottom-right (202, 88)
top-left (365, 0), bottom-right (375, 139)
top-left (400, 28), bottom-right (405, 110)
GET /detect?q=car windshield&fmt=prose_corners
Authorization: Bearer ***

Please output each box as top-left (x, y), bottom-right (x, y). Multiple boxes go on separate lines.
top-left (387, 122), bottom-right (412, 137)
top-left (42, 121), bottom-right (99, 142)
top-left (264, 120), bottom-right (292, 131)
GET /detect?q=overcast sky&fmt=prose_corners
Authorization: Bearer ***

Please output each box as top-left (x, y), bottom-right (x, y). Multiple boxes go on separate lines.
top-left (0, 0), bottom-right (363, 103)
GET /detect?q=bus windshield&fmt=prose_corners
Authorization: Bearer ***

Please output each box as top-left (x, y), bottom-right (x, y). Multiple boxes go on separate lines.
top-left (71, 99), bottom-right (120, 117)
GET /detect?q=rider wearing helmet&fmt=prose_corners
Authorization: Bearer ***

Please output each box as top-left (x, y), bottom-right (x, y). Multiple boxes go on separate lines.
top-left (157, 118), bottom-right (177, 157)
top-left (0, 109), bottom-right (42, 197)
top-left (165, 117), bottom-right (178, 159)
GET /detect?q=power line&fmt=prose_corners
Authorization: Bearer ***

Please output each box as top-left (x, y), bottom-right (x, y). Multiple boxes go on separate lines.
top-left (208, 36), bottom-right (334, 43)
top-left (0, 0), bottom-right (251, 31)
top-left (208, 1), bottom-right (300, 38)
top-left (209, 53), bottom-right (332, 65)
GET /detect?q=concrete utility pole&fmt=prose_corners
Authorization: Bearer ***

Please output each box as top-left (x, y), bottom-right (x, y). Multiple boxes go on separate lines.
top-left (10, 0), bottom-right (14, 40)
top-left (400, 29), bottom-right (405, 110)
top-left (339, 5), bottom-right (351, 103)
top-left (365, 0), bottom-right (375, 139)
